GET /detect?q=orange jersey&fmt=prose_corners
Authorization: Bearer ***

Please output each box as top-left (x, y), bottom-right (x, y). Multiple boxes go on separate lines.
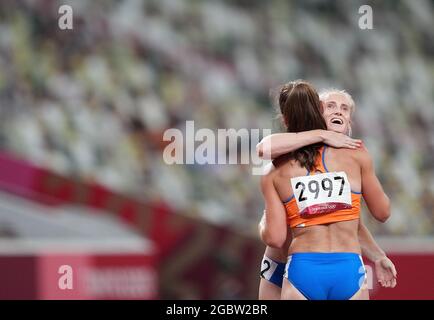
top-left (283, 145), bottom-right (362, 228)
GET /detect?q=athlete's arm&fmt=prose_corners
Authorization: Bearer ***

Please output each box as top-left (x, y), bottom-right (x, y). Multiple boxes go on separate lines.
top-left (358, 221), bottom-right (397, 288)
top-left (258, 216), bottom-right (293, 253)
top-left (256, 130), bottom-right (361, 160)
top-left (259, 166), bottom-right (287, 248)
top-left (358, 146), bottom-right (391, 222)
top-left (358, 220), bottom-right (386, 261)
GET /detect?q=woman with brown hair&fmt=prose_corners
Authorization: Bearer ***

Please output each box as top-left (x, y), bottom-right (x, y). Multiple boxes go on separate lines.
top-left (259, 80), bottom-right (391, 300)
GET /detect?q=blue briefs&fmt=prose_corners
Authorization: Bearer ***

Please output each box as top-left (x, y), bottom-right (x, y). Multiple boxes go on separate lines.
top-left (284, 252), bottom-right (366, 300)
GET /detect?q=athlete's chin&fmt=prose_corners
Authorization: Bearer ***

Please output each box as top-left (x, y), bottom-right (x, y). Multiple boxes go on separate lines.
top-left (327, 124), bottom-right (347, 134)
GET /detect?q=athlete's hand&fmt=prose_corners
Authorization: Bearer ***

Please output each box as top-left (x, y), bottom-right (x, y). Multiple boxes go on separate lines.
top-left (320, 130), bottom-right (362, 149)
top-left (375, 256), bottom-right (397, 288)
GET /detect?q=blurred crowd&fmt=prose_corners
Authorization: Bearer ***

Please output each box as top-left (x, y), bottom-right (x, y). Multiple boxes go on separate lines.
top-left (0, 0), bottom-right (433, 236)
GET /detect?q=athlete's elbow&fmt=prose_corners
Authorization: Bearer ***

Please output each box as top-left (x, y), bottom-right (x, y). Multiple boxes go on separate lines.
top-left (264, 237), bottom-right (285, 249)
top-left (256, 138), bottom-right (273, 160)
top-left (256, 142), bottom-right (264, 159)
top-left (376, 197), bottom-right (391, 223)
top-left (261, 229), bottom-right (285, 248)
top-left (380, 206), bottom-right (391, 223)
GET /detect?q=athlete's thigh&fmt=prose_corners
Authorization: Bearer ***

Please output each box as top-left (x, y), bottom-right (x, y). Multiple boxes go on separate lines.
top-left (281, 278), bottom-right (307, 300)
top-left (349, 287), bottom-right (366, 300)
top-left (259, 278), bottom-right (282, 300)
top-left (259, 246), bottom-right (286, 300)
top-left (359, 288), bottom-right (370, 300)
top-left (353, 263), bottom-right (370, 300)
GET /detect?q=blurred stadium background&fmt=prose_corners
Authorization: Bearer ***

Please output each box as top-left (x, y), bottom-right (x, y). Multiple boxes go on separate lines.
top-left (0, 0), bottom-right (433, 299)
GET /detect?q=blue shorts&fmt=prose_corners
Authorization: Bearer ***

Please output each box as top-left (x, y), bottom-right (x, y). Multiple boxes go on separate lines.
top-left (284, 252), bottom-right (366, 300)
top-left (260, 255), bottom-right (286, 288)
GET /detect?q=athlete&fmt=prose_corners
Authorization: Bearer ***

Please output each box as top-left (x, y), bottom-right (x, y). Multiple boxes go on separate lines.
top-left (257, 88), bottom-right (397, 299)
top-left (259, 80), bottom-right (393, 300)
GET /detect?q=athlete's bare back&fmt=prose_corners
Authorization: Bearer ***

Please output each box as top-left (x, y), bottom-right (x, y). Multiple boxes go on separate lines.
top-left (269, 146), bottom-right (366, 254)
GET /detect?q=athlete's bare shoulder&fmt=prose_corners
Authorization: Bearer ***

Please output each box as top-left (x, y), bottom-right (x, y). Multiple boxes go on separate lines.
top-left (325, 144), bottom-right (371, 174)
top-left (260, 161), bottom-right (276, 194)
top-left (260, 157), bottom-right (285, 182)
top-left (260, 157), bottom-right (291, 195)
top-left (262, 153), bottom-right (308, 185)
top-left (261, 161), bottom-right (276, 178)
top-left (272, 153), bottom-right (303, 178)
top-left (354, 142), bottom-right (370, 156)
top-left (328, 143), bottom-right (370, 160)
top-left (343, 143), bottom-right (372, 167)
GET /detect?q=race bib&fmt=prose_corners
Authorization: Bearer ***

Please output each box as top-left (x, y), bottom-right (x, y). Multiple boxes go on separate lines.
top-left (290, 171), bottom-right (352, 216)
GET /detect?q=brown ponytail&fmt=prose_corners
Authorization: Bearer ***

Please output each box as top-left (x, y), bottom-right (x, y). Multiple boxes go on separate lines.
top-left (277, 80), bottom-right (327, 172)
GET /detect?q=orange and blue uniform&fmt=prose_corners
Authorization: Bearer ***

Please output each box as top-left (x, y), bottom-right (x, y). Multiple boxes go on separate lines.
top-left (283, 145), bottom-right (362, 228)
top-left (281, 145), bottom-right (366, 299)
top-left (260, 145), bottom-right (367, 298)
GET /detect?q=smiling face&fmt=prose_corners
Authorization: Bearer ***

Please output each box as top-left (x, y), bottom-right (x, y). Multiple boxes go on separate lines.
top-left (321, 92), bottom-right (354, 134)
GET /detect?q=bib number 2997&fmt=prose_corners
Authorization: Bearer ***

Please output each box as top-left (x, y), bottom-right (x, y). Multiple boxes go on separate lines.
top-left (295, 176), bottom-right (345, 202)
top-left (290, 172), bottom-right (352, 216)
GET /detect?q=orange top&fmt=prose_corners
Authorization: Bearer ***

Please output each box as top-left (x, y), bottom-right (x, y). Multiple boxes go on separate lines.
top-left (283, 146), bottom-right (362, 228)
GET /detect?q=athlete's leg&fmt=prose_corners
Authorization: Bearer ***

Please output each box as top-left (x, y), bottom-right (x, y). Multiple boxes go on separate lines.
top-left (349, 287), bottom-right (365, 300)
top-left (259, 228), bottom-right (292, 300)
top-left (359, 288), bottom-right (370, 300)
top-left (259, 278), bottom-right (282, 300)
top-left (352, 262), bottom-right (370, 300)
top-left (281, 278), bottom-right (308, 300)
top-left (258, 246), bottom-right (287, 300)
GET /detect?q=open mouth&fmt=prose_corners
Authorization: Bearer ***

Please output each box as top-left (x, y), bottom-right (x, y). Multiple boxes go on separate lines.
top-left (330, 117), bottom-right (344, 125)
